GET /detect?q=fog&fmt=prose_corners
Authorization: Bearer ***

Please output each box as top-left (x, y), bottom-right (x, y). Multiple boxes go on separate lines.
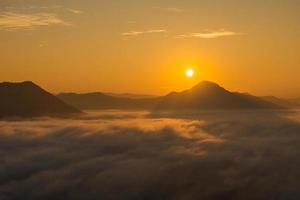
top-left (1, 110), bottom-right (300, 200)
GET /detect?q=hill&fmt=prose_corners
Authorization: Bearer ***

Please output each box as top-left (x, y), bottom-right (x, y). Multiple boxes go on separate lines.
top-left (58, 81), bottom-right (284, 110)
top-left (262, 96), bottom-right (300, 108)
top-left (0, 81), bottom-right (81, 118)
top-left (57, 92), bottom-right (159, 110)
top-left (155, 81), bottom-right (284, 110)
top-left (105, 93), bottom-right (158, 99)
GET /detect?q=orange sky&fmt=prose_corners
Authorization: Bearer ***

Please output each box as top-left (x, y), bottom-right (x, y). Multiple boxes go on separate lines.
top-left (0, 0), bottom-right (300, 97)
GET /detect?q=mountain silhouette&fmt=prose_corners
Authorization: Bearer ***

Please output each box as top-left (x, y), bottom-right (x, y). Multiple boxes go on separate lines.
top-left (57, 92), bottom-right (159, 110)
top-left (262, 96), bottom-right (300, 108)
top-left (58, 81), bottom-right (284, 110)
top-left (156, 81), bottom-right (283, 110)
top-left (105, 93), bottom-right (158, 99)
top-left (0, 81), bottom-right (81, 118)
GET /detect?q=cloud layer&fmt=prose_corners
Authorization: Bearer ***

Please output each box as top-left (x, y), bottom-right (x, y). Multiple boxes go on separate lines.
top-left (0, 12), bottom-right (70, 30)
top-left (0, 110), bottom-right (300, 199)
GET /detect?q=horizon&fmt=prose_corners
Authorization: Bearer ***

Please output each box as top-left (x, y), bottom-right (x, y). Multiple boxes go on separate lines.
top-left (2, 79), bottom-right (297, 99)
top-left (1, 0), bottom-right (300, 98)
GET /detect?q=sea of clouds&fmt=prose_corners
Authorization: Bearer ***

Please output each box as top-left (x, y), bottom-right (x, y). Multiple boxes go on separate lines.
top-left (1, 110), bottom-right (300, 200)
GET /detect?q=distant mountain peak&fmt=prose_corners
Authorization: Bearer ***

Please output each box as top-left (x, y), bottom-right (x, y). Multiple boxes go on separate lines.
top-left (58, 80), bottom-right (286, 111)
top-left (192, 81), bottom-right (222, 89)
top-left (198, 80), bottom-right (220, 86)
top-left (189, 81), bottom-right (228, 95)
top-left (155, 81), bottom-right (283, 110)
top-left (166, 91), bottom-right (178, 97)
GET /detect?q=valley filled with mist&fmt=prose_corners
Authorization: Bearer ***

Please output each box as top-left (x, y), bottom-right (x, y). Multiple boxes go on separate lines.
top-left (1, 110), bottom-right (300, 199)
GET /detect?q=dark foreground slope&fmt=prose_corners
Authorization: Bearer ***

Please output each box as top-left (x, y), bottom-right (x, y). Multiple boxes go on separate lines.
top-left (0, 81), bottom-right (80, 118)
top-left (58, 81), bottom-right (284, 110)
top-left (156, 81), bottom-right (283, 110)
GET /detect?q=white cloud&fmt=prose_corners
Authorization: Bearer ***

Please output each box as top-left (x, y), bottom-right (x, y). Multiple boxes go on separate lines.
top-left (147, 29), bottom-right (166, 33)
top-left (0, 12), bottom-right (71, 30)
top-left (121, 29), bottom-right (166, 37)
top-left (176, 30), bottom-right (243, 39)
top-left (121, 31), bottom-right (144, 36)
top-left (67, 8), bottom-right (84, 14)
top-left (121, 29), bottom-right (242, 39)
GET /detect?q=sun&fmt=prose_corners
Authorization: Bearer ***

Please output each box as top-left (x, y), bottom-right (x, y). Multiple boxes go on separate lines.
top-left (186, 69), bottom-right (194, 77)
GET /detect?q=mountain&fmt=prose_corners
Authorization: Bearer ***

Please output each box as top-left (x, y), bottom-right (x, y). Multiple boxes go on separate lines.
top-left (262, 96), bottom-right (300, 108)
top-left (57, 92), bottom-right (159, 110)
top-left (105, 93), bottom-right (158, 99)
top-left (155, 81), bottom-right (284, 110)
top-left (0, 81), bottom-right (81, 118)
top-left (58, 81), bottom-right (284, 110)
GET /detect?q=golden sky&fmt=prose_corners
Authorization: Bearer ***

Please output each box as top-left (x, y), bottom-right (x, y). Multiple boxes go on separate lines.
top-left (0, 0), bottom-right (300, 97)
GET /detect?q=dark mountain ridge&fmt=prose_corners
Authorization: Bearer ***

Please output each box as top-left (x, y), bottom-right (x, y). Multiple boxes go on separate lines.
top-left (105, 92), bottom-right (158, 99)
top-left (58, 81), bottom-right (284, 110)
top-left (0, 81), bottom-right (80, 118)
top-left (156, 81), bottom-right (283, 110)
top-left (0, 80), bottom-right (286, 118)
top-left (262, 96), bottom-right (300, 108)
top-left (57, 92), bottom-right (159, 110)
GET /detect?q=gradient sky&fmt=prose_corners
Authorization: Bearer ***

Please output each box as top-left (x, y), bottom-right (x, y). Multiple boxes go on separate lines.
top-left (0, 0), bottom-right (300, 97)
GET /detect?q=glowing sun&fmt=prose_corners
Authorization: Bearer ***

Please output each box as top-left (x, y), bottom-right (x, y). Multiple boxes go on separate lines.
top-left (186, 69), bottom-right (194, 77)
